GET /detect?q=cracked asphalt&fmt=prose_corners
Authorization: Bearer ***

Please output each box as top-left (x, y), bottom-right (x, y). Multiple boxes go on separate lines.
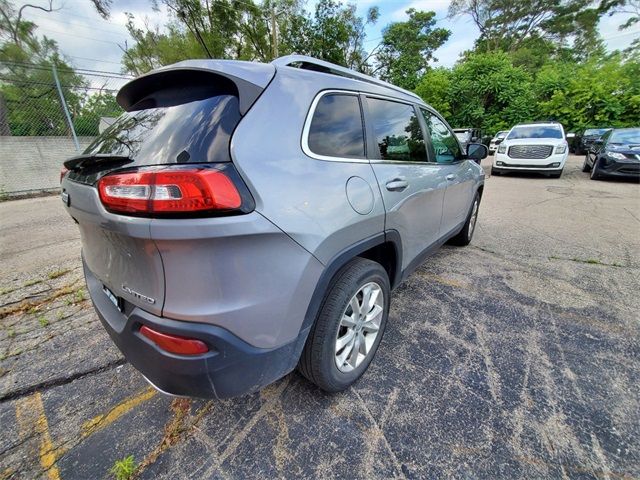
top-left (1, 154), bottom-right (639, 479)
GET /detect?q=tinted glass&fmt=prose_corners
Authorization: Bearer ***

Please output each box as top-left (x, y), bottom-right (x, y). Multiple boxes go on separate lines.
top-left (367, 98), bottom-right (426, 162)
top-left (308, 94), bottom-right (365, 158)
top-left (421, 109), bottom-right (462, 163)
top-left (507, 126), bottom-right (563, 140)
top-left (609, 129), bottom-right (640, 144)
top-left (84, 95), bottom-right (241, 165)
top-left (584, 128), bottom-right (609, 136)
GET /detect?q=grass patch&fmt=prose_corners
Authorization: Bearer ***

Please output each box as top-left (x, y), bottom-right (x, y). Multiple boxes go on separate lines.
top-left (7, 328), bottom-right (15, 338)
top-left (23, 279), bottom-right (42, 287)
top-left (38, 315), bottom-right (48, 327)
top-left (48, 269), bottom-right (70, 280)
top-left (110, 455), bottom-right (137, 480)
top-left (75, 289), bottom-right (86, 302)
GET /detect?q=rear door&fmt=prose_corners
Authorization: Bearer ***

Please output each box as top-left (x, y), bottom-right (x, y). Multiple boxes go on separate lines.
top-left (364, 96), bottom-right (448, 271)
top-left (419, 108), bottom-right (475, 236)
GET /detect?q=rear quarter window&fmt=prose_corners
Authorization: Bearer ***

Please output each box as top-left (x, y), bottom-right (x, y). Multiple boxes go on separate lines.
top-left (307, 93), bottom-right (365, 158)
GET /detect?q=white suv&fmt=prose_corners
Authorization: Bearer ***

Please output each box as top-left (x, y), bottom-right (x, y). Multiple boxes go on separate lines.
top-left (492, 122), bottom-right (568, 178)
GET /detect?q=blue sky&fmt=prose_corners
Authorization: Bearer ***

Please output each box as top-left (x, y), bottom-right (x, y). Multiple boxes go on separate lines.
top-left (19, 0), bottom-right (640, 75)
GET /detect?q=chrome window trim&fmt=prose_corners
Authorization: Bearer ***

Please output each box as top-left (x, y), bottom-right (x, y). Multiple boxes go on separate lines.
top-left (301, 89), bottom-right (369, 163)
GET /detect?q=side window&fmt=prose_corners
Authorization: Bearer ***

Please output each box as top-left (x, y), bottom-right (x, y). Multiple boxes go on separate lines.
top-left (366, 97), bottom-right (427, 162)
top-left (420, 108), bottom-right (462, 163)
top-left (307, 93), bottom-right (365, 158)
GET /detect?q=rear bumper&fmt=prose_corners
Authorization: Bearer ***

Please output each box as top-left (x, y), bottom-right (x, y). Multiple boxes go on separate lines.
top-left (85, 261), bottom-right (307, 399)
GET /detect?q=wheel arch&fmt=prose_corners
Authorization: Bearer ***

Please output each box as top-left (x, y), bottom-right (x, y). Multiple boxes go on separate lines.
top-left (300, 232), bottom-right (402, 338)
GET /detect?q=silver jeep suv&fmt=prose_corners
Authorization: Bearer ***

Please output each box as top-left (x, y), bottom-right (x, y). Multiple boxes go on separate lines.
top-left (61, 55), bottom-right (487, 398)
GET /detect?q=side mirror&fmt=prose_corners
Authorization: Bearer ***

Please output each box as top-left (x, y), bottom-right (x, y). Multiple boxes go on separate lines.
top-left (566, 132), bottom-right (575, 138)
top-left (494, 139), bottom-right (503, 145)
top-left (467, 143), bottom-right (488, 162)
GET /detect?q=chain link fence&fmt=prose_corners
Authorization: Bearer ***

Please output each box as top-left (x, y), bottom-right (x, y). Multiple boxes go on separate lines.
top-left (0, 61), bottom-right (131, 142)
top-left (0, 62), bottom-right (132, 196)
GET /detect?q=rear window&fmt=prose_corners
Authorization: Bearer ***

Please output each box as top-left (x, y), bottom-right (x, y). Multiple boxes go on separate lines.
top-left (507, 126), bottom-right (563, 140)
top-left (83, 94), bottom-right (241, 165)
top-left (307, 94), bottom-right (365, 158)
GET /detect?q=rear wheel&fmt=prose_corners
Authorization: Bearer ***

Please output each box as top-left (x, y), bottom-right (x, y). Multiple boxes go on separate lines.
top-left (298, 258), bottom-right (390, 392)
top-left (448, 193), bottom-right (480, 246)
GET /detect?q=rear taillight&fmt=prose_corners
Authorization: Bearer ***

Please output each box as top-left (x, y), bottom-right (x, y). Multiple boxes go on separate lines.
top-left (97, 165), bottom-right (252, 217)
top-left (140, 325), bottom-right (209, 355)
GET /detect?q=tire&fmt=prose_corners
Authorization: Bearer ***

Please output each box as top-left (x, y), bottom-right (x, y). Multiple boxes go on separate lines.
top-left (582, 154), bottom-right (591, 172)
top-left (448, 192), bottom-right (480, 246)
top-left (590, 159), bottom-right (601, 180)
top-left (298, 257), bottom-right (390, 392)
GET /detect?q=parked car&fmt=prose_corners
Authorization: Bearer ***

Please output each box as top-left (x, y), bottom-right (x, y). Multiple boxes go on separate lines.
top-left (576, 128), bottom-right (611, 155)
top-left (492, 122), bottom-right (568, 178)
top-left (489, 131), bottom-right (508, 154)
top-left (582, 127), bottom-right (640, 180)
top-left (60, 55), bottom-right (487, 399)
top-left (453, 128), bottom-right (482, 151)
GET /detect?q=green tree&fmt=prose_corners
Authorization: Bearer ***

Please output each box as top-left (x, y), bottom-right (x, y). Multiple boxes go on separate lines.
top-left (0, 0), bottom-right (87, 135)
top-left (374, 9), bottom-right (450, 90)
top-left (449, 0), bottom-right (613, 61)
top-left (414, 67), bottom-right (452, 118)
top-left (416, 52), bottom-right (537, 134)
top-left (74, 91), bottom-right (121, 136)
top-left (537, 55), bottom-right (640, 131)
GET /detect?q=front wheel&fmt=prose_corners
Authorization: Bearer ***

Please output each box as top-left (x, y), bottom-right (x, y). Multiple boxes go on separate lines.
top-left (448, 193), bottom-right (480, 246)
top-left (582, 154), bottom-right (591, 172)
top-left (298, 257), bottom-right (390, 392)
top-left (590, 159), bottom-right (602, 180)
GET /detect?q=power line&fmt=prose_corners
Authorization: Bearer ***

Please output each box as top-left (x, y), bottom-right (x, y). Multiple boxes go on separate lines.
top-left (0, 76), bottom-right (120, 92)
top-left (36, 26), bottom-right (124, 45)
top-left (0, 60), bottom-right (132, 78)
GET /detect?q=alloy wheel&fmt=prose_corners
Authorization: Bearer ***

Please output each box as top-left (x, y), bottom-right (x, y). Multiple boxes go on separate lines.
top-left (334, 282), bottom-right (384, 373)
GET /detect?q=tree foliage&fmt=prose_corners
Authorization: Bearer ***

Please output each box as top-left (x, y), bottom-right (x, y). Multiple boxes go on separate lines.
top-left (375, 9), bottom-right (450, 90)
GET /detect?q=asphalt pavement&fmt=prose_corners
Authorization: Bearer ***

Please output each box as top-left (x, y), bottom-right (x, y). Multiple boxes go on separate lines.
top-left (1, 155), bottom-right (639, 479)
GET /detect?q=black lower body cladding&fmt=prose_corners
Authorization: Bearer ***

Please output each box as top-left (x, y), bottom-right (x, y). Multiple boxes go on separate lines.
top-left (84, 261), bottom-right (306, 399)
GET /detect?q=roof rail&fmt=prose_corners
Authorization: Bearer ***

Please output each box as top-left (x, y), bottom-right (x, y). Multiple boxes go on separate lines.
top-left (272, 54), bottom-right (422, 102)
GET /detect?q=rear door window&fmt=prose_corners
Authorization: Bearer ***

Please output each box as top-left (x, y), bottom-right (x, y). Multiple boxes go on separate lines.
top-left (307, 93), bottom-right (365, 158)
top-left (366, 98), bottom-right (427, 162)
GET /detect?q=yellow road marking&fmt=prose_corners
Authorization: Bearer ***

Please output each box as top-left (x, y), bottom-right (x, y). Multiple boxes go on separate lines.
top-left (15, 392), bottom-right (61, 480)
top-left (81, 387), bottom-right (157, 438)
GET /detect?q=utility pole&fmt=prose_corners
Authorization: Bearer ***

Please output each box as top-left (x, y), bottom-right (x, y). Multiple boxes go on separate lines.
top-left (271, 6), bottom-right (278, 59)
top-left (52, 64), bottom-right (80, 152)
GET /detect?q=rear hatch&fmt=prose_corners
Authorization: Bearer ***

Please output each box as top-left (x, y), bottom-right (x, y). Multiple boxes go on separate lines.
top-left (61, 62), bottom-right (274, 314)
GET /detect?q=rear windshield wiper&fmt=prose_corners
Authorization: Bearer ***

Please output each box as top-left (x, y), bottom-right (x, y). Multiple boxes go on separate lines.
top-left (64, 154), bottom-right (133, 171)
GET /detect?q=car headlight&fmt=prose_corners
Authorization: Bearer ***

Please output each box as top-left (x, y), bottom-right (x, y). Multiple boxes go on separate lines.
top-left (497, 144), bottom-right (507, 154)
top-left (607, 151), bottom-right (626, 160)
top-left (554, 144), bottom-right (567, 154)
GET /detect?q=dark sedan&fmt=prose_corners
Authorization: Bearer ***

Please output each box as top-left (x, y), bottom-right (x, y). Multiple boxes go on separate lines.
top-left (583, 128), bottom-right (640, 180)
top-left (576, 128), bottom-right (611, 155)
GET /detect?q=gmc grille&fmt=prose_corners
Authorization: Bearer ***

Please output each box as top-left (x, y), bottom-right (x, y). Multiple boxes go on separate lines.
top-left (508, 145), bottom-right (553, 159)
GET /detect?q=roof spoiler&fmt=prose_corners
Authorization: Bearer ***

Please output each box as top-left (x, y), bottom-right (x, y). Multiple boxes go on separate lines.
top-left (116, 60), bottom-right (276, 116)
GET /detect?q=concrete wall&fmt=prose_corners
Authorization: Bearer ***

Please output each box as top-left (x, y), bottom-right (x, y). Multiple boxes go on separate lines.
top-left (0, 136), bottom-right (95, 195)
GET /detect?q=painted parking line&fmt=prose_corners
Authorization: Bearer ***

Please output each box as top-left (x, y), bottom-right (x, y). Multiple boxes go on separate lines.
top-left (15, 392), bottom-right (61, 480)
top-left (81, 387), bottom-right (157, 438)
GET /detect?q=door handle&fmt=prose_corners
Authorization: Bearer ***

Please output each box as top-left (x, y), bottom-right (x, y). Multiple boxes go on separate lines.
top-left (446, 174), bottom-right (456, 181)
top-left (385, 178), bottom-right (409, 191)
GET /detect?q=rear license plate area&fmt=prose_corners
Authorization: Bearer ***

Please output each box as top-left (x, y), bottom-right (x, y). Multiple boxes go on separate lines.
top-left (103, 285), bottom-right (123, 313)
